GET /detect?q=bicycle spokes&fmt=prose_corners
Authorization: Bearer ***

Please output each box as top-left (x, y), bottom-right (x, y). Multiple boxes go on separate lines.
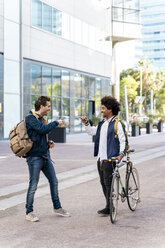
top-left (110, 175), bottom-right (119, 223)
top-left (127, 168), bottom-right (140, 211)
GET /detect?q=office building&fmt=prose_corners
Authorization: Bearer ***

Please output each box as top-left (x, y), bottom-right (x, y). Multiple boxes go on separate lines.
top-left (136, 0), bottom-right (165, 71)
top-left (0, 0), bottom-right (141, 139)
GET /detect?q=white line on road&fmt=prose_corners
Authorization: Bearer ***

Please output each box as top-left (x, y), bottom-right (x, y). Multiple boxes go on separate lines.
top-left (0, 156), bottom-right (7, 159)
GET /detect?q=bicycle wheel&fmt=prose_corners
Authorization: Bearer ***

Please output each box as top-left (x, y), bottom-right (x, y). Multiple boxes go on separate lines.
top-left (109, 175), bottom-right (119, 223)
top-left (127, 167), bottom-right (140, 211)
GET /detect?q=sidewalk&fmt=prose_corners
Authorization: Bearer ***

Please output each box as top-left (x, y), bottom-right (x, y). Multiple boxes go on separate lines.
top-left (0, 132), bottom-right (165, 247)
top-left (0, 155), bottom-right (165, 248)
top-left (0, 131), bottom-right (165, 188)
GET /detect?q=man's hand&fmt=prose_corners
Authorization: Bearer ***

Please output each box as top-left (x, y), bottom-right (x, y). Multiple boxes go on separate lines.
top-left (57, 120), bottom-right (65, 126)
top-left (79, 116), bottom-right (88, 124)
top-left (48, 140), bottom-right (55, 149)
top-left (115, 154), bottom-right (124, 162)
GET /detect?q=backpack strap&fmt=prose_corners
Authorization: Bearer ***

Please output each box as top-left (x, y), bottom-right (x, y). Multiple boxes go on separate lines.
top-left (114, 118), bottom-right (130, 155)
top-left (114, 118), bottom-right (119, 139)
top-left (32, 112), bottom-right (48, 143)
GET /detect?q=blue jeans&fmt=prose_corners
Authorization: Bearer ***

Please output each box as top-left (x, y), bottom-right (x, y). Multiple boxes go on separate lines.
top-left (26, 156), bottom-right (62, 214)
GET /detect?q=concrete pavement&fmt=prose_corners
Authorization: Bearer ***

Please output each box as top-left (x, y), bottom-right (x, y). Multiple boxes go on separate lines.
top-left (0, 131), bottom-right (165, 247)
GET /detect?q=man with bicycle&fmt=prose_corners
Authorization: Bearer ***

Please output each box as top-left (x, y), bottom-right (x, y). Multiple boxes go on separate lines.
top-left (80, 96), bottom-right (127, 216)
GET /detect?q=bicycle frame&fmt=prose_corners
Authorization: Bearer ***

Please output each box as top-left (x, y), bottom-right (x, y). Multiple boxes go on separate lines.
top-left (109, 149), bottom-right (140, 223)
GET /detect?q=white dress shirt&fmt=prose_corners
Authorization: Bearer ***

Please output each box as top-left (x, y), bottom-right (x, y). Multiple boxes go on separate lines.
top-left (85, 117), bottom-right (126, 161)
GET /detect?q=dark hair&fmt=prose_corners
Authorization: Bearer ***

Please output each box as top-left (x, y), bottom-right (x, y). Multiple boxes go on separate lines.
top-left (35, 96), bottom-right (50, 111)
top-left (101, 96), bottom-right (120, 115)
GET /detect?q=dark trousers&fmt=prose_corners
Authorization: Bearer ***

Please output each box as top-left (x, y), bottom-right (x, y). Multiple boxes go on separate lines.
top-left (97, 159), bottom-right (114, 209)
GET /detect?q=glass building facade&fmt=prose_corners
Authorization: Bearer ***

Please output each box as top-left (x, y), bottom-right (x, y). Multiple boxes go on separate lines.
top-left (0, 53), bottom-right (3, 139)
top-left (23, 60), bottom-right (111, 133)
top-left (31, 0), bottom-right (111, 55)
top-left (112, 0), bottom-right (140, 24)
top-left (136, 0), bottom-right (165, 71)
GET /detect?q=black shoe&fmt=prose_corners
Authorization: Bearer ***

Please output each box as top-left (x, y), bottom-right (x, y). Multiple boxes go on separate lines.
top-left (97, 208), bottom-right (110, 216)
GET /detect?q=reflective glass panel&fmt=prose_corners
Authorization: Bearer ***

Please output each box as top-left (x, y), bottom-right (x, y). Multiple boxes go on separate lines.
top-left (125, 0), bottom-right (139, 9)
top-left (96, 79), bottom-right (101, 100)
top-left (81, 100), bottom-right (88, 131)
top-left (52, 68), bottom-right (61, 97)
top-left (31, 64), bottom-right (42, 94)
top-left (62, 70), bottom-right (69, 97)
top-left (31, 95), bottom-right (38, 112)
top-left (52, 97), bottom-right (61, 119)
top-left (113, 0), bottom-right (123, 7)
top-left (74, 73), bottom-right (81, 98)
top-left (82, 100), bottom-right (88, 116)
top-left (62, 97), bottom-right (70, 130)
top-left (42, 66), bottom-right (52, 96)
top-left (96, 101), bottom-right (101, 117)
top-left (124, 9), bottom-right (137, 23)
top-left (89, 77), bottom-right (95, 99)
top-left (43, 3), bottom-right (52, 32)
top-left (53, 8), bottom-right (62, 35)
top-left (74, 99), bottom-right (82, 132)
top-left (32, 0), bottom-right (42, 28)
top-left (113, 7), bottom-right (123, 21)
top-left (82, 75), bottom-right (89, 99)
top-left (102, 79), bottom-right (111, 97)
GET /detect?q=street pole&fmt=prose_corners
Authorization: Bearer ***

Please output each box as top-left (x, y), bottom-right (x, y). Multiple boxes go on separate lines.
top-left (124, 85), bottom-right (129, 133)
top-left (151, 89), bottom-right (153, 115)
top-left (139, 67), bottom-right (142, 115)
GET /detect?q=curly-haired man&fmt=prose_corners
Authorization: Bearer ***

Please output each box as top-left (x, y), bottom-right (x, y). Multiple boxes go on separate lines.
top-left (80, 96), bottom-right (127, 216)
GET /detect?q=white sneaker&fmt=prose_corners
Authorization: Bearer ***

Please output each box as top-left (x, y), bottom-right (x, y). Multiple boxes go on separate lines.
top-left (54, 208), bottom-right (70, 217)
top-left (26, 212), bottom-right (39, 222)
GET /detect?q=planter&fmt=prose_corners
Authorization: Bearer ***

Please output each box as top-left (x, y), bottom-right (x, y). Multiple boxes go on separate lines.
top-left (48, 127), bottom-right (66, 143)
top-left (131, 125), bottom-right (140, 137)
top-left (146, 123), bottom-right (153, 134)
top-left (157, 121), bottom-right (163, 132)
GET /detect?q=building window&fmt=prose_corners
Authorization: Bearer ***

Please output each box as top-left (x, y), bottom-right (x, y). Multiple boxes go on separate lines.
top-left (23, 60), bottom-right (111, 133)
top-left (74, 73), bottom-right (82, 98)
top-left (42, 66), bottom-right (52, 96)
top-left (32, 0), bottom-right (42, 28)
top-left (112, 0), bottom-right (140, 24)
top-left (53, 8), bottom-right (62, 35)
top-left (52, 69), bottom-right (61, 97)
top-left (31, 64), bottom-right (42, 95)
top-left (52, 97), bottom-right (61, 120)
top-left (62, 70), bottom-right (70, 97)
top-left (43, 3), bottom-right (52, 32)
top-left (31, 1), bottom-right (111, 55)
top-left (89, 77), bottom-right (95, 100)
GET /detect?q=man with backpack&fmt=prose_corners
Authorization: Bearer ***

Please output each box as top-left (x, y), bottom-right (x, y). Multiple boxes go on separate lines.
top-left (80, 96), bottom-right (127, 216)
top-left (25, 96), bottom-right (70, 222)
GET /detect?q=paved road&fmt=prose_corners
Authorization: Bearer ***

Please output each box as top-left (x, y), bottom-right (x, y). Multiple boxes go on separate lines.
top-left (0, 132), bottom-right (165, 247)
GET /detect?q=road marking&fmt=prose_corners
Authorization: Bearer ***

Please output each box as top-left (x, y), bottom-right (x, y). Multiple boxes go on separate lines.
top-left (0, 170), bottom-right (98, 211)
top-left (0, 146), bottom-right (165, 211)
top-left (0, 156), bottom-right (7, 159)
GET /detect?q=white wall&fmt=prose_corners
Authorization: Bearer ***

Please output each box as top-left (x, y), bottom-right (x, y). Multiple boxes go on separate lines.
top-left (3, 0), bottom-right (20, 138)
top-left (0, 0), bottom-right (4, 52)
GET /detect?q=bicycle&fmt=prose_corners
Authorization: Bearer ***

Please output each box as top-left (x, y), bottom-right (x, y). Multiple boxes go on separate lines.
top-left (109, 149), bottom-right (140, 224)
